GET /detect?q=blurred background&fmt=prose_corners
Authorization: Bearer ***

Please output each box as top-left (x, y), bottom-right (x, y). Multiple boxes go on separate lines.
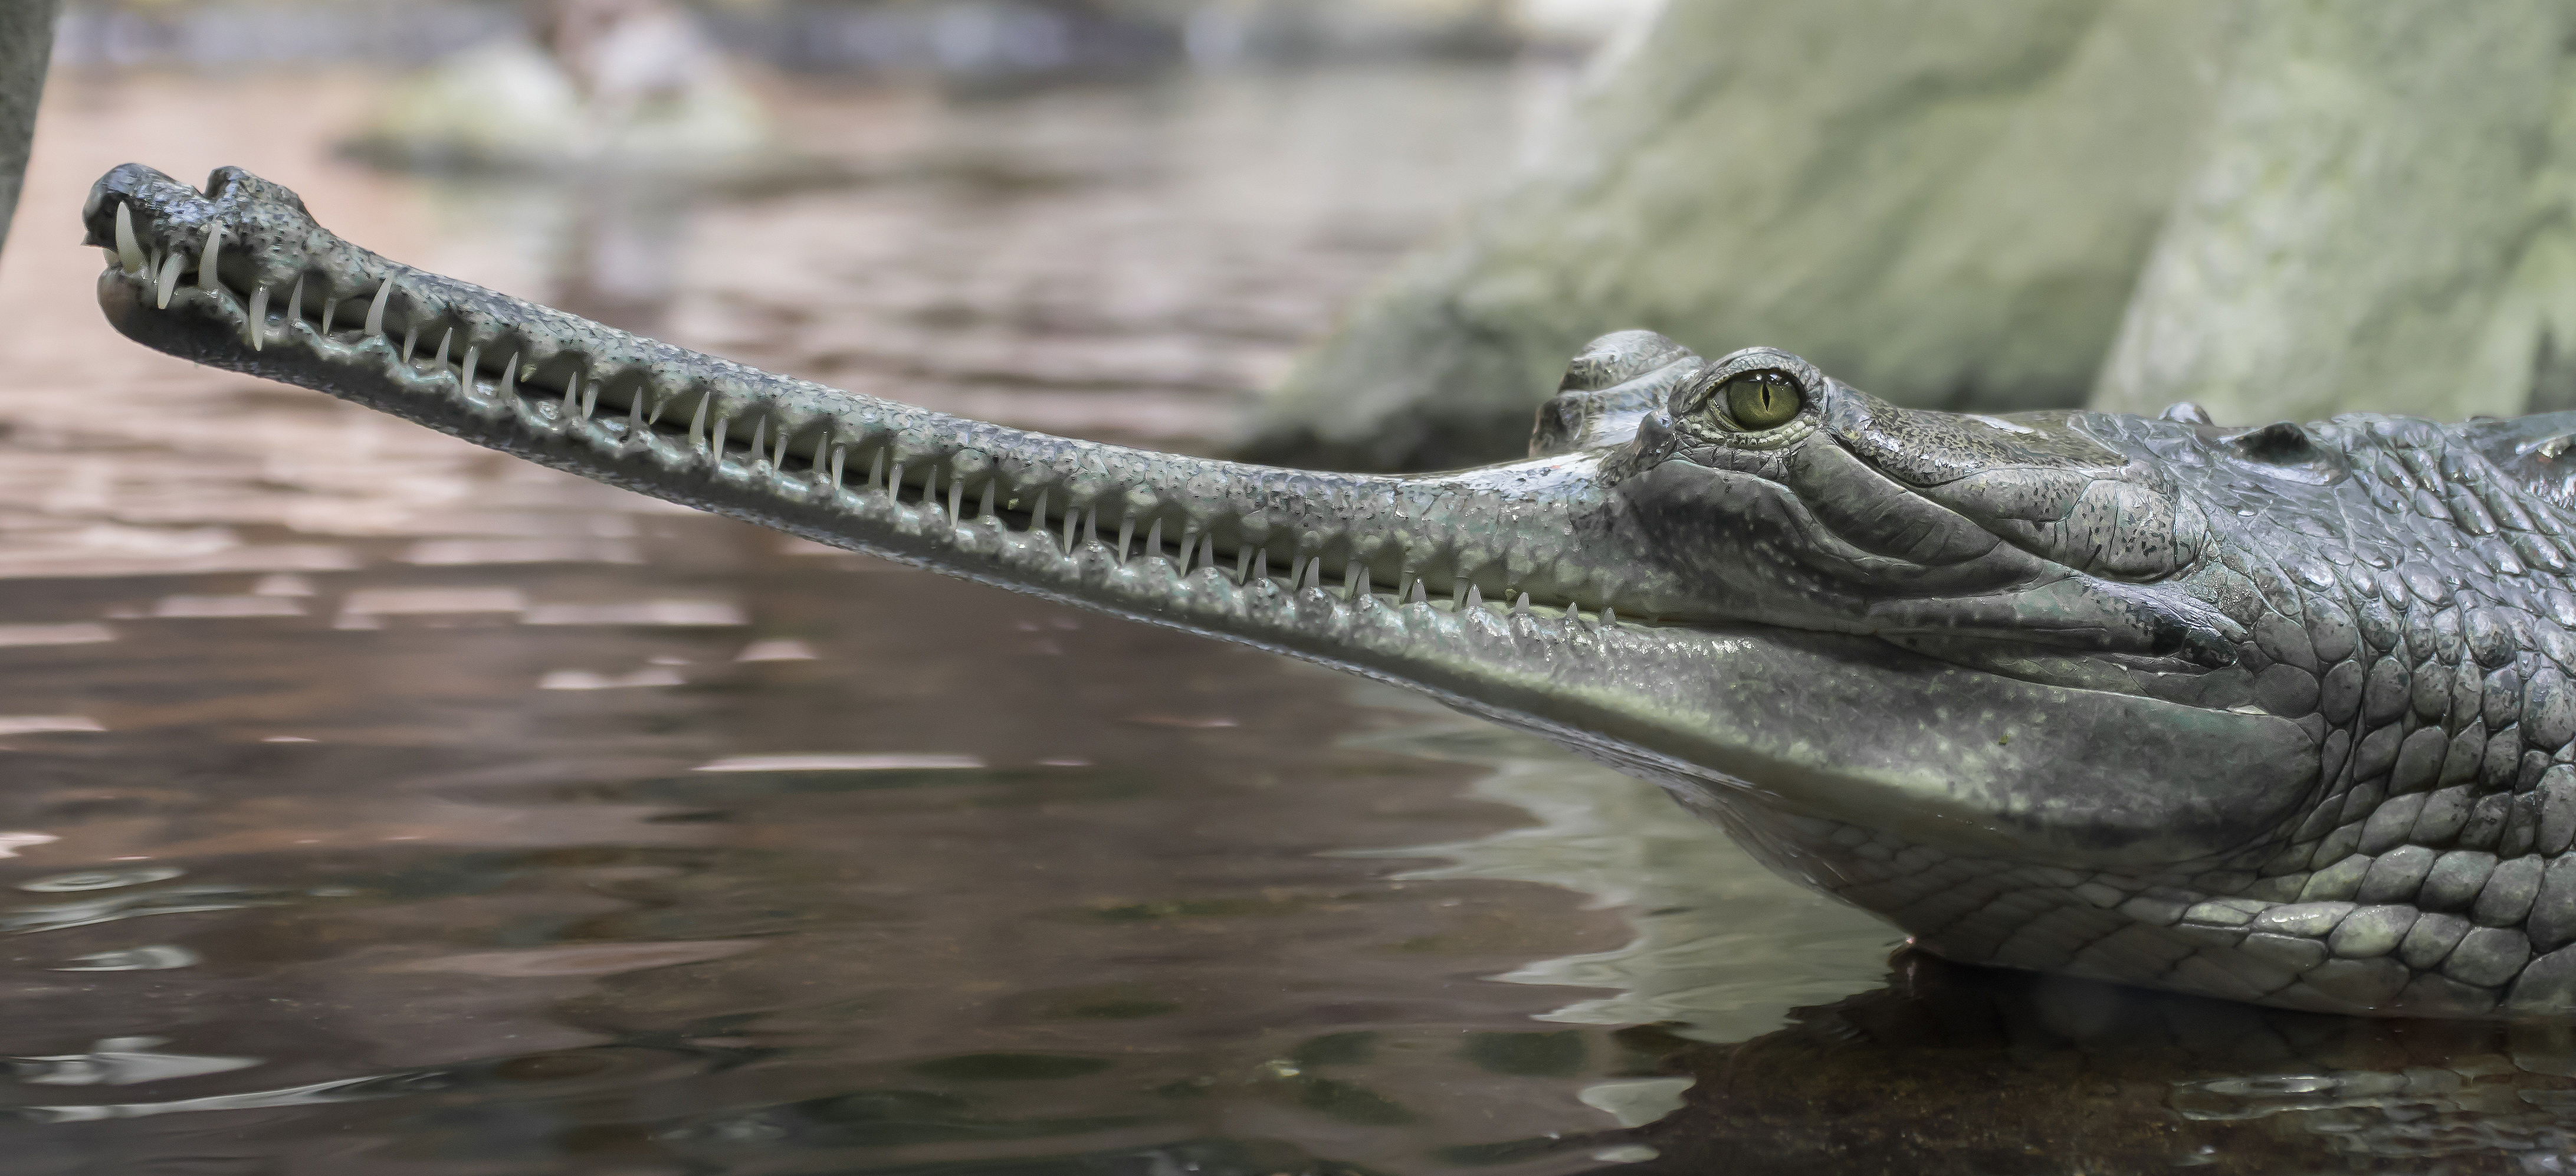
top-left (8, 4), bottom-right (2576, 1173)
top-left (32, 0), bottom-right (1661, 453)
top-left (0, 4), bottom-right (1914, 1174)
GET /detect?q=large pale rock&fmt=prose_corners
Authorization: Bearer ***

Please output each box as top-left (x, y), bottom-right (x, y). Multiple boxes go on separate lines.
top-left (344, 4), bottom-right (778, 179)
top-left (1244, 0), bottom-right (2227, 470)
top-left (2091, 2), bottom-right (2576, 425)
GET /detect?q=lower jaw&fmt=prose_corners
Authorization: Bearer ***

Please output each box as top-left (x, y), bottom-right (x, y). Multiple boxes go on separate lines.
top-left (100, 266), bottom-right (2310, 883)
top-left (94, 268), bottom-right (1689, 686)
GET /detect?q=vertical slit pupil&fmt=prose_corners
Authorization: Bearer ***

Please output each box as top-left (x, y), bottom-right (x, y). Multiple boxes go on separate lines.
top-left (1724, 371), bottom-right (1801, 429)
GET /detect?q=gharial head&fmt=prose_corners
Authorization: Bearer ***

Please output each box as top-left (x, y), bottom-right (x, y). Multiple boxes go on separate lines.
top-left (86, 163), bottom-right (2576, 1014)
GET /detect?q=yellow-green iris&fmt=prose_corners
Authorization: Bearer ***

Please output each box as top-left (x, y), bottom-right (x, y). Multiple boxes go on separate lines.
top-left (1721, 371), bottom-right (1802, 430)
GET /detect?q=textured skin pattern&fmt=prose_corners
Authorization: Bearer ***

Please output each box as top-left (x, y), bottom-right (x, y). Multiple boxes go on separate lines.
top-left (80, 163), bottom-right (2576, 1018)
top-left (1694, 409), bottom-right (2576, 1018)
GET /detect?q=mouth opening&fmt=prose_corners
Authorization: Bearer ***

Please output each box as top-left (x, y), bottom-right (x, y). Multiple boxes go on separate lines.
top-left (88, 169), bottom-right (1660, 631)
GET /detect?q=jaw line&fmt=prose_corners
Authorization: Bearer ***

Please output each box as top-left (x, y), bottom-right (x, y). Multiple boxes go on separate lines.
top-left (84, 163), bottom-right (2316, 871)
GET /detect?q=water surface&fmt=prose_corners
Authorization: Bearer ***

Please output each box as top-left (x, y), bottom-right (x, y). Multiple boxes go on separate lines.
top-left (4, 58), bottom-right (2574, 1176)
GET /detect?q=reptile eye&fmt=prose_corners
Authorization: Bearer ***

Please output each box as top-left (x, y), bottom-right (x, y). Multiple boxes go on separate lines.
top-left (1718, 371), bottom-right (1802, 430)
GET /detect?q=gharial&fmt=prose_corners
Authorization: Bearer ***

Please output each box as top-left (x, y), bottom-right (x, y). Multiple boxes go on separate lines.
top-left (78, 161), bottom-right (2576, 1021)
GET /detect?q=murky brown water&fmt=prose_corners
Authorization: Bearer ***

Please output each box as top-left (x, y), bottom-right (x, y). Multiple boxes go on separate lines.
top-left (0, 62), bottom-right (1900, 1175)
top-left (14, 59), bottom-right (2576, 1176)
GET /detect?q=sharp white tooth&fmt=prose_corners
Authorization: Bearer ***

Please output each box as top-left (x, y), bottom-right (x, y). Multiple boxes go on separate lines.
top-left (197, 224), bottom-right (222, 290)
top-left (581, 377), bottom-right (598, 421)
top-left (114, 202), bottom-right (143, 274)
top-left (561, 371), bottom-right (580, 415)
top-left (365, 277), bottom-right (392, 337)
top-left (432, 327), bottom-right (450, 370)
top-left (460, 345), bottom-right (478, 392)
top-left (153, 252), bottom-right (182, 309)
top-left (1514, 592), bottom-right (1531, 614)
top-left (1063, 506), bottom-right (1079, 553)
top-left (949, 475), bottom-right (964, 525)
top-left (1409, 579), bottom-right (1427, 604)
top-left (285, 274), bottom-right (303, 331)
top-left (1253, 549), bottom-right (1269, 586)
top-left (888, 463), bottom-right (905, 502)
top-left (1602, 607), bottom-right (1616, 627)
top-left (979, 479), bottom-right (995, 520)
top-left (1179, 528), bottom-right (1197, 565)
top-left (1346, 558), bottom-right (1367, 602)
top-left (501, 355), bottom-right (521, 401)
top-left (1200, 535), bottom-right (1216, 572)
top-left (1452, 579), bottom-right (1466, 608)
top-left (244, 284), bottom-right (268, 348)
top-left (401, 323), bottom-right (418, 365)
top-left (320, 297), bottom-right (335, 336)
top-left (1465, 584), bottom-right (1485, 610)
top-left (628, 385), bottom-right (645, 434)
top-left (830, 446), bottom-right (846, 490)
top-left (1236, 545), bottom-right (1253, 583)
top-left (1117, 517), bottom-right (1133, 562)
top-left (749, 417), bottom-right (766, 466)
top-left (865, 449), bottom-right (885, 492)
top-left (1146, 518), bottom-right (1161, 559)
top-left (1032, 489), bottom-right (1048, 535)
top-left (921, 466), bottom-right (936, 507)
top-left (1304, 558), bottom-right (1323, 591)
top-left (689, 395), bottom-right (709, 448)
top-left (711, 417), bottom-right (729, 469)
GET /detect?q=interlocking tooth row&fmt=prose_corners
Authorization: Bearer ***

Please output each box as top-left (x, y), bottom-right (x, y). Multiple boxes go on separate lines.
top-left (109, 199), bottom-right (1635, 629)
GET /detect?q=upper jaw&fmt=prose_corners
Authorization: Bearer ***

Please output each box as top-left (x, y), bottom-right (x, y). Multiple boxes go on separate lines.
top-left (83, 162), bottom-right (2318, 872)
top-left (85, 163), bottom-right (1661, 606)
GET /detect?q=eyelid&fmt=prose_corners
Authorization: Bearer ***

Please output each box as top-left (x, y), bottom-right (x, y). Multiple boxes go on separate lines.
top-left (1671, 368), bottom-right (1724, 417)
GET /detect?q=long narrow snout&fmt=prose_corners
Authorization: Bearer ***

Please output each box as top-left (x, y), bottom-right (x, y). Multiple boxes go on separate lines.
top-left (81, 162), bottom-right (2314, 877)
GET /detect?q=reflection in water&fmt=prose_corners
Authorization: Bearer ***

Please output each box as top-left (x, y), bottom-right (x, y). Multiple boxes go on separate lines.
top-left (0, 59), bottom-right (1662, 1175)
top-left (1347, 693), bottom-right (1897, 1044)
top-left (1371, 703), bottom-right (2576, 1173)
top-left (1616, 955), bottom-right (2576, 1173)
top-left (7, 1036), bottom-right (259, 1087)
top-left (16, 47), bottom-right (2576, 1176)
top-left (51, 944), bottom-right (196, 972)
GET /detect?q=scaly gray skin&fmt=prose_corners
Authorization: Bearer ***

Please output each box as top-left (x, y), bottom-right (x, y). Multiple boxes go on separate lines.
top-left (77, 163), bottom-right (2576, 1019)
